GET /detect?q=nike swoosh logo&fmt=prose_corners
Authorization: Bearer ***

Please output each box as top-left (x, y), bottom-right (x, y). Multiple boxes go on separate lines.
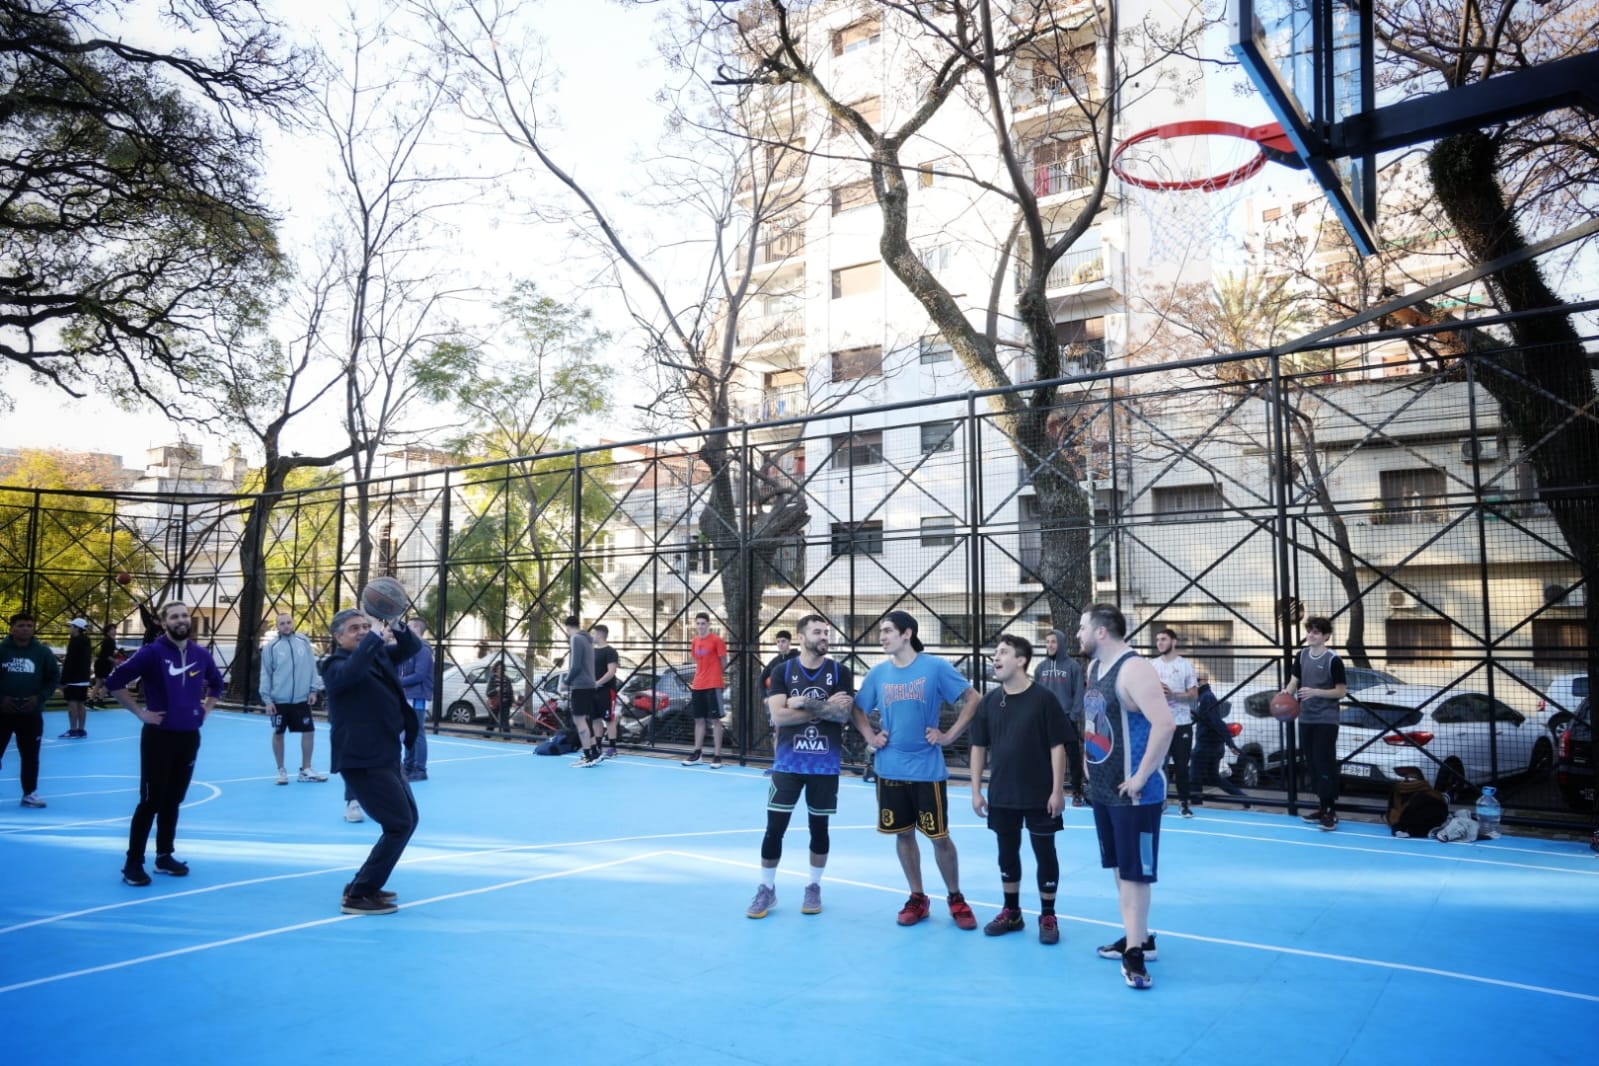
top-left (168, 663), bottom-right (189, 676)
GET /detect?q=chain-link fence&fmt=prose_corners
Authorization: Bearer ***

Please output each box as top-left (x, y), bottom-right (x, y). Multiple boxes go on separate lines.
top-left (3, 309), bottom-right (1594, 821)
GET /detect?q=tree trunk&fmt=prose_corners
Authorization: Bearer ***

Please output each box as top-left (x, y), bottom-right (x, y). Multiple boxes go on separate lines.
top-left (1429, 130), bottom-right (1599, 696)
top-left (1288, 411), bottom-right (1371, 667)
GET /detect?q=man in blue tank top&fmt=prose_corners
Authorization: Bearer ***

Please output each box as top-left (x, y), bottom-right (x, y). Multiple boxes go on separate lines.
top-left (853, 611), bottom-right (981, 930)
top-left (745, 614), bottom-right (855, 919)
top-left (1077, 604), bottom-right (1176, 990)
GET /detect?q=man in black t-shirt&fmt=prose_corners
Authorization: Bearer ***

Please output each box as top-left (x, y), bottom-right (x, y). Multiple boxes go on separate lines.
top-left (969, 633), bottom-right (1068, 944)
top-left (592, 624), bottom-right (621, 758)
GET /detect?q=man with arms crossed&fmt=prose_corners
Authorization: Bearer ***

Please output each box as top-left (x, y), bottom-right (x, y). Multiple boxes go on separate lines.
top-left (970, 634), bottom-right (1068, 944)
top-left (683, 611), bottom-right (727, 768)
top-left (746, 614), bottom-right (854, 919)
top-left (106, 602), bottom-right (223, 885)
top-left (261, 612), bottom-right (328, 785)
top-left (1078, 604), bottom-right (1176, 990)
top-left (853, 610), bottom-right (980, 929)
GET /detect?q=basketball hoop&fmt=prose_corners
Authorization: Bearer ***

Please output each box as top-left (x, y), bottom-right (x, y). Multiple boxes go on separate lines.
top-left (1111, 120), bottom-right (1301, 259)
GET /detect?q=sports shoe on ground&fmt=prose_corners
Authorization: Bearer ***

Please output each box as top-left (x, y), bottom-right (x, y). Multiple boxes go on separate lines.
top-left (1071, 791), bottom-right (1085, 807)
top-left (20, 792), bottom-right (46, 808)
top-left (1319, 811), bottom-right (1339, 832)
top-left (707, 758), bottom-right (723, 770)
top-left (1180, 804), bottom-right (1194, 818)
top-left (681, 751), bottom-right (702, 766)
top-left (122, 863), bottom-right (151, 887)
top-left (58, 729), bottom-right (77, 738)
top-left (746, 883), bottom-right (776, 919)
top-left (983, 907), bottom-right (1026, 936)
top-left (342, 884), bottom-right (398, 905)
top-left (896, 892), bottom-right (930, 926)
top-left (341, 894), bottom-right (399, 916)
top-left (1300, 808), bottom-right (1325, 823)
top-left (802, 882), bottom-right (823, 914)
top-left (1038, 914), bottom-right (1060, 945)
top-left (603, 746), bottom-right (617, 759)
top-left (154, 854), bottom-right (189, 877)
top-left (298, 768), bottom-right (328, 782)
top-left (1096, 934), bottom-right (1158, 961)
top-left (275, 767), bottom-right (289, 785)
top-left (75, 729), bottom-right (88, 738)
top-left (572, 754), bottom-right (601, 768)
top-left (1122, 946), bottom-right (1154, 990)
top-left (947, 892), bottom-right (978, 930)
top-left (344, 800), bottom-right (365, 823)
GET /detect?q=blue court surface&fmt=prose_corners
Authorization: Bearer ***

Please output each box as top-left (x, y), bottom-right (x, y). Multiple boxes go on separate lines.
top-left (3, 709), bottom-right (1595, 1066)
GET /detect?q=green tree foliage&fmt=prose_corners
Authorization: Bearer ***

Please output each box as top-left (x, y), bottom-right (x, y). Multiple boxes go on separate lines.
top-left (0, 0), bottom-right (309, 407)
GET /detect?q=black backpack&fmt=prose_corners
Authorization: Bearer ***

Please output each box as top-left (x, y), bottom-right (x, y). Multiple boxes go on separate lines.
top-left (1386, 770), bottom-right (1450, 837)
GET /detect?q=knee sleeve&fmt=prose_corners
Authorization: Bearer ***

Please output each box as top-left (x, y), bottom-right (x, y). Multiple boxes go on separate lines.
top-left (760, 807), bottom-right (794, 863)
top-left (807, 814), bottom-right (830, 856)
top-left (996, 827), bottom-right (1023, 884)
top-left (1029, 831), bottom-right (1060, 894)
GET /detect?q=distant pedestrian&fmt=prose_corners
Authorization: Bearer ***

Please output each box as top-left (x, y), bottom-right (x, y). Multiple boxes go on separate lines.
top-left (485, 660), bottom-right (515, 734)
top-left (106, 602), bottom-right (223, 884)
top-left (1, 612), bottom-right (60, 809)
top-left (60, 617), bottom-right (93, 737)
top-left (397, 618), bottom-right (433, 781)
top-left (321, 609), bottom-right (422, 915)
top-left (93, 624), bottom-right (119, 706)
top-left (260, 612), bottom-right (328, 785)
top-left (591, 624), bottom-right (621, 758)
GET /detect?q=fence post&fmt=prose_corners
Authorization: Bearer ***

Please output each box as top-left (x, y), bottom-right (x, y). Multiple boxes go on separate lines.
top-left (740, 425), bottom-right (753, 765)
top-left (966, 392), bottom-right (982, 681)
top-left (572, 448), bottom-right (583, 620)
top-left (1268, 354), bottom-right (1302, 814)
top-left (431, 475), bottom-right (452, 733)
top-left (1464, 353), bottom-right (1500, 783)
top-left (22, 489), bottom-right (40, 611)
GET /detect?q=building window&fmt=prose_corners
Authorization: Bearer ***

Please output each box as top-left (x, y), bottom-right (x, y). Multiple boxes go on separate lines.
top-left (1379, 468), bottom-right (1447, 524)
top-left (1387, 619), bottom-right (1453, 663)
top-left (832, 17), bottom-right (881, 56)
top-left (1531, 619), bottom-right (1585, 668)
top-left (830, 345), bottom-right (883, 382)
top-left (831, 261), bottom-right (881, 298)
top-left (830, 430), bottom-right (883, 467)
top-left (1056, 316), bottom-right (1105, 371)
top-left (921, 516), bottom-right (958, 547)
top-left (831, 179), bottom-right (874, 214)
top-left (919, 336), bottom-right (953, 364)
top-left (1152, 484), bottom-right (1223, 522)
top-left (831, 521), bottom-right (884, 556)
top-left (920, 421), bottom-right (957, 454)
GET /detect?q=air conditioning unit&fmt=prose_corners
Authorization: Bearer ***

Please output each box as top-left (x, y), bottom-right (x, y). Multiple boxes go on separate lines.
top-left (1388, 590), bottom-right (1417, 609)
top-left (1544, 583), bottom-right (1586, 608)
top-left (1461, 437), bottom-right (1499, 462)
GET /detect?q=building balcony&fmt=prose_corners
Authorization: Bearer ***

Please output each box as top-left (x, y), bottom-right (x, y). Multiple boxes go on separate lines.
top-left (1016, 244), bottom-right (1109, 294)
top-left (1031, 155), bottom-right (1093, 200)
top-left (735, 310), bottom-right (805, 349)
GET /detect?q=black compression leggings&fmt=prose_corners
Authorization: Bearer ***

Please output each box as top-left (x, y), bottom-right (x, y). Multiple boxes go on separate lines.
top-left (760, 808), bottom-right (831, 862)
top-left (995, 828), bottom-right (1060, 894)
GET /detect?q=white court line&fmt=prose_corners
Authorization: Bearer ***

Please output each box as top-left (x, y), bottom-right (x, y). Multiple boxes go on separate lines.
top-left (665, 848), bottom-right (1599, 1006)
top-left (0, 851), bottom-right (664, 996)
top-left (0, 782), bottom-right (223, 836)
top-left (1158, 825), bottom-right (1599, 877)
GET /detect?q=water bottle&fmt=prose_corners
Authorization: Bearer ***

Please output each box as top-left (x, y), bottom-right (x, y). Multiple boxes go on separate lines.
top-left (1474, 787), bottom-right (1502, 839)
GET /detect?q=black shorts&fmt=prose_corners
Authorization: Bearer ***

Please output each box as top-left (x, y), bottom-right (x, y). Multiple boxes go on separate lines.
top-left (690, 688), bottom-right (724, 719)
top-left (986, 805), bottom-right (1063, 836)
top-left (598, 688), bottom-right (617, 721)
top-left (1092, 803), bottom-right (1163, 884)
top-left (767, 771), bottom-right (840, 817)
top-left (876, 778), bottom-right (950, 839)
top-left (62, 683), bottom-right (90, 701)
top-left (569, 688), bottom-right (601, 721)
top-left (271, 702), bottom-right (315, 735)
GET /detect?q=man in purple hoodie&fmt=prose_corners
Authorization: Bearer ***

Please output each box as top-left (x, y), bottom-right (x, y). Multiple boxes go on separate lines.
top-left (106, 601), bottom-right (224, 886)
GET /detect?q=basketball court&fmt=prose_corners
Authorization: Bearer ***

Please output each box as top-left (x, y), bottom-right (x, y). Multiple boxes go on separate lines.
top-left (3, 707), bottom-right (1594, 1065)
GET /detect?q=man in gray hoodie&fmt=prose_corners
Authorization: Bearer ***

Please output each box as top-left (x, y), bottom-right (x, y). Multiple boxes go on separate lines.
top-left (1035, 628), bottom-right (1086, 806)
top-left (560, 615), bottom-right (602, 768)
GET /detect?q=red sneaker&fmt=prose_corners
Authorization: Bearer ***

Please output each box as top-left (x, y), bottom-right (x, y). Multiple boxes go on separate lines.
top-left (896, 892), bottom-right (930, 926)
top-left (947, 891), bottom-right (978, 930)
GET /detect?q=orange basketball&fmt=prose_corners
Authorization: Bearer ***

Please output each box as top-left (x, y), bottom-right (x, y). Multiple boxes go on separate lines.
top-left (1269, 692), bottom-right (1301, 721)
top-left (115, 571), bottom-right (133, 585)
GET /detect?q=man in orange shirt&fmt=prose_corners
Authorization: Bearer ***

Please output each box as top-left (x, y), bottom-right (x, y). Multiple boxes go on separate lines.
top-left (684, 611), bottom-right (728, 768)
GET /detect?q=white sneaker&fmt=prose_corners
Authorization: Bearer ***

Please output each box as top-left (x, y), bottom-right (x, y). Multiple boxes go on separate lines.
top-left (275, 767), bottom-right (289, 785)
top-left (344, 800), bottom-right (365, 823)
top-left (20, 792), bottom-right (46, 808)
top-left (298, 768), bottom-right (328, 782)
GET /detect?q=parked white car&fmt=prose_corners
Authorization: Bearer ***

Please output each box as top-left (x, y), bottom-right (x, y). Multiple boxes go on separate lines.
top-left (439, 655), bottom-right (533, 724)
top-left (1225, 667), bottom-right (1406, 787)
top-left (1537, 673), bottom-right (1589, 736)
top-left (1333, 685), bottom-right (1554, 794)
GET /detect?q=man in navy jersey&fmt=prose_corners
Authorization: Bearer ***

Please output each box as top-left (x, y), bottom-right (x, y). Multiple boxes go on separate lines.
top-left (746, 614), bottom-right (855, 918)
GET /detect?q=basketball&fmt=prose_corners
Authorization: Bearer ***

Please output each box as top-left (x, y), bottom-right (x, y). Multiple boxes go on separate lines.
top-left (115, 572), bottom-right (133, 585)
top-left (1269, 692), bottom-right (1301, 721)
top-left (360, 576), bottom-right (410, 621)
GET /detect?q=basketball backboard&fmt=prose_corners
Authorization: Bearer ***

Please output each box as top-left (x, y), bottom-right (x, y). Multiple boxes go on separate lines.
top-left (1232, 0), bottom-right (1379, 255)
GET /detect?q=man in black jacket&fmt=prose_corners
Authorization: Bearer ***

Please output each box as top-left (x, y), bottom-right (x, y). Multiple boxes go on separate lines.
top-left (60, 617), bottom-right (94, 737)
top-left (321, 608), bottom-right (421, 915)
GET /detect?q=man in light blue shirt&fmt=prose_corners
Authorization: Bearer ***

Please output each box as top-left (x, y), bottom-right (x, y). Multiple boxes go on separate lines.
top-left (853, 611), bottom-right (980, 930)
top-left (260, 612), bottom-right (327, 785)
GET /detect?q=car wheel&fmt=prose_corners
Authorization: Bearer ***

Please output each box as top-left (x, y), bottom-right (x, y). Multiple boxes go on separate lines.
top-left (1527, 737), bottom-right (1554, 777)
top-left (1546, 712), bottom-right (1573, 740)
top-left (1434, 757), bottom-right (1473, 802)
top-left (1232, 754), bottom-right (1263, 789)
top-left (446, 702), bottom-right (476, 724)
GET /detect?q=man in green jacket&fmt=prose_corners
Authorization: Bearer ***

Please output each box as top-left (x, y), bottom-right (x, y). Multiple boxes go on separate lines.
top-left (1, 612), bottom-right (61, 808)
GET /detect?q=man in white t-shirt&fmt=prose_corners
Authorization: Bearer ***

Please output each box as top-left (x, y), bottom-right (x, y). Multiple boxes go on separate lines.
top-left (1151, 628), bottom-right (1198, 817)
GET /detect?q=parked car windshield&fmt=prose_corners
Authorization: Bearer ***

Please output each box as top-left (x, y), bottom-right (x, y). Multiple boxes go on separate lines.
top-left (1340, 703), bottom-right (1424, 729)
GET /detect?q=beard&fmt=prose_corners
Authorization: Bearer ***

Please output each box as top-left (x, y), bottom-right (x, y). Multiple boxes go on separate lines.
top-left (804, 638), bottom-right (828, 657)
top-left (164, 621), bottom-right (191, 641)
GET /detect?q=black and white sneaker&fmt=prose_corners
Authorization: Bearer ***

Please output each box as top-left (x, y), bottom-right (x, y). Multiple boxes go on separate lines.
top-left (1122, 946), bottom-right (1154, 989)
top-left (122, 863), bottom-right (152, 887)
top-left (1300, 808), bottom-right (1325, 824)
top-left (153, 854), bottom-right (190, 877)
top-left (1096, 934), bottom-right (1157, 961)
top-left (341, 894), bottom-right (399, 915)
